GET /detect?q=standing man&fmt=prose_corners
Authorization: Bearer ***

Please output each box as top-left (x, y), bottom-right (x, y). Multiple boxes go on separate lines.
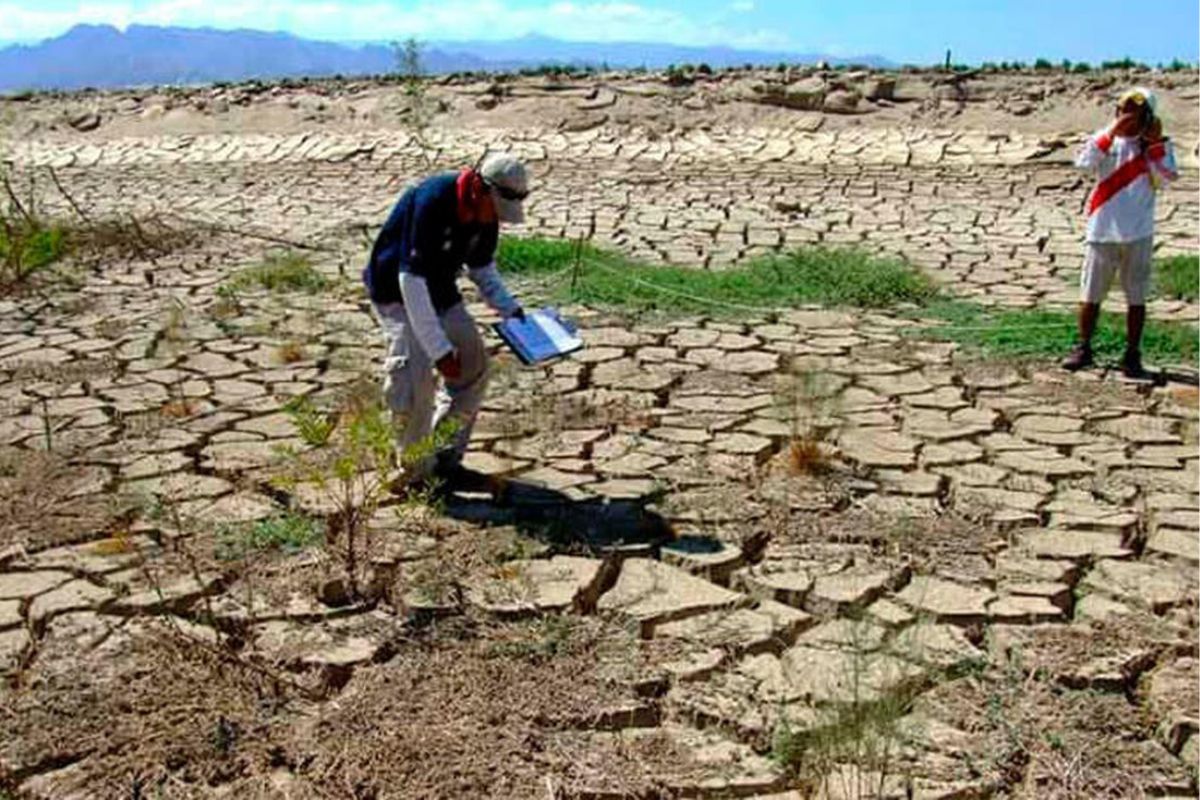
top-left (364, 153), bottom-right (529, 489)
top-left (1063, 87), bottom-right (1177, 378)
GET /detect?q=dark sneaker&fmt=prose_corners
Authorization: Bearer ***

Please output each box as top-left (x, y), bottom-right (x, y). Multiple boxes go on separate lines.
top-left (434, 463), bottom-right (506, 497)
top-left (1121, 349), bottom-right (1149, 380)
top-left (1061, 343), bottom-right (1093, 371)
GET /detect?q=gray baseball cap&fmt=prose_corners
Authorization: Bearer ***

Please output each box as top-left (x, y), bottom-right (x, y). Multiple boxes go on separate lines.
top-left (480, 152), bottom-right (529, 224)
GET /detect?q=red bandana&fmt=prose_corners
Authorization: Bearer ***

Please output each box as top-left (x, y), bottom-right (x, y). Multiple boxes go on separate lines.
top-left (456, 168), bottom-right (497, 225)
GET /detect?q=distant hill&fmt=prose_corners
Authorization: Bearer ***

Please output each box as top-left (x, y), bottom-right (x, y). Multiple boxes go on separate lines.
top-left (427, 32), bottom-right (894, 72)
top-left (0, 25), bottom-right (893, 92)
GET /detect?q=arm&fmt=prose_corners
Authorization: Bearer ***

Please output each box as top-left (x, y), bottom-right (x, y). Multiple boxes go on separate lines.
top-left (467, 261), bottom-right (521, 317)
top-left (465, 223), bottom-right (521, 317)
top-left (397, 186), bottom-right (455, 362)
top-left (1145, 138), bottom-right (1179, 185)
top-left (1075, 126), bottom-right (1115, 171)
top-left (398, 273), bottom-right (453, 362)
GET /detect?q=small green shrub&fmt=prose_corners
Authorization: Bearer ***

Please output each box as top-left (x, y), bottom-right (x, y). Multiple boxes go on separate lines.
top-left (771, 618), bottom-right (918, 797)
top-left (1072, 62), bottom-right (1092, 73)
top-left (0, 219), bottom-right (70, 290)
top-left (1034, 58), bottom-right (1054, 70)
top-left (226, 252), bottom-right (329, 294)
top-left (273, 386), bottom-right (461, 600)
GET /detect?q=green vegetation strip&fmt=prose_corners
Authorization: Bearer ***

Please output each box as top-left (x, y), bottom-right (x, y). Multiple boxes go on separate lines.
top-left (502, 236), bottom-right (1198, 365)
top-left (499, 237), bottom-right (939, 311)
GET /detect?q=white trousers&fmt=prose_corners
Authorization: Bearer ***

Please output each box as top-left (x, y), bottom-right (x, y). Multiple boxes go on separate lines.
top-left (372, 301), bottom-right (489, 473)
top-left (1080, 237), bottom-right (1153, 306)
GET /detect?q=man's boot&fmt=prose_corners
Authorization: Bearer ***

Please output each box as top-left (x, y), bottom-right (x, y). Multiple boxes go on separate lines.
top-left (1121, 348), bottom-right (1149, 380)
top-left (1061, 342), bottom-right (1094, 371)
top-left (1124, 305), bottom-right (1148, 379)
top-left (433, 452), bottom-right (507, 499)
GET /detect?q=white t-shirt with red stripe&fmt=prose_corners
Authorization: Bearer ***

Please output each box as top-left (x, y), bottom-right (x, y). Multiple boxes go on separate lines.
top-left (1076, 129), bottom-right (1178, 243)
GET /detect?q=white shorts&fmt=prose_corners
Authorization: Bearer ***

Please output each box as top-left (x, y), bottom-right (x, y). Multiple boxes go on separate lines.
top-left (1080, 238), bottom-right (1153, 306)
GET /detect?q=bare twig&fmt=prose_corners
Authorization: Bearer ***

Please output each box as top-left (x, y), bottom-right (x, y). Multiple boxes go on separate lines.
top-left (47, 166), bottom-right (91, 225)
top-left (161, 211), bottom-right (337, 252)
top-left (1, 171), bottom-right (34, 224)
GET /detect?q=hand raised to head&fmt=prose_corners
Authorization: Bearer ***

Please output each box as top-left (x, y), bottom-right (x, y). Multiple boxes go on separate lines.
top-left (1111, 110), bottom-right (1142, 138)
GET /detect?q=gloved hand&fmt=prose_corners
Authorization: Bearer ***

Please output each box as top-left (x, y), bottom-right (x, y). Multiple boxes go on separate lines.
top-left (435, 351), bottom-right (462, 381)
top-left (508, 306), bottom-right (526, 322)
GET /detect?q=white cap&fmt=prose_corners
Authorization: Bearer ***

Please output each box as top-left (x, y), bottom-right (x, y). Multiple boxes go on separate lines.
top-left (479, 152), bottom-right (528, 224)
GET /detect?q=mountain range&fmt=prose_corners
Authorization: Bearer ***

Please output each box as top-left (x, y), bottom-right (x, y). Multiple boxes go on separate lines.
top-left (0, 25), bottom-right (893, 92)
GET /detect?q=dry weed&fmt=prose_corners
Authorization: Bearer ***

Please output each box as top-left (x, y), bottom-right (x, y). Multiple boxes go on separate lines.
top-left (288, 616), bottom-right (672, 799)
top-left (787, 434), bottom-right (833, 476)
top-left (0, 623), bottom-right (299, 796)
top-left (919, 645), bottom-right (1192, 798)
top-left (274, 340), bottom-right (308, 365)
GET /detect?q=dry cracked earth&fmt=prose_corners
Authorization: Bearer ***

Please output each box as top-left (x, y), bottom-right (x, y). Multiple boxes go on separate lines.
top-left (0, 67), bottom-right (1198, 799)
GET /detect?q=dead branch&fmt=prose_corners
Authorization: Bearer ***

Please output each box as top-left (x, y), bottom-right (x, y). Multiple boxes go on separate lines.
top-left (161, 211), bottom-right (338, 252)
top-left (47, 166), bottom-right (92, 225)
top-left (1, 171), bottom-right (34, 224)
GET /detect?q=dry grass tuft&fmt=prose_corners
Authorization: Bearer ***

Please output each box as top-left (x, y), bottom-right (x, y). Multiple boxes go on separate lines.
top-left (274, 340), bottom-right (308, 365)
top-left (787, 434), bottom-right (833, 476)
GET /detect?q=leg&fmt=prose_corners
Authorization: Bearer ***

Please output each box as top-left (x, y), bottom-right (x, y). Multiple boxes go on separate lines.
top-left (1064, 243), bottom-right (1115, 371)
top-left (1125, 304), bottom-right (1146, 353)
top-left (373, 302), bottom-right (438, 473)
top-left (1077, 302), bottom-right (1101, 344)
top-left (1119, 237), bottom-right (1153, 377)
top-left (1062, 301), bottom-right (1099, 370)
top-left (433, 302), bottom-right (490, 467)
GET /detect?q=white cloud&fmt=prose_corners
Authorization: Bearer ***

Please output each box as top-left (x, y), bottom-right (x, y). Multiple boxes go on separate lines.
top-left (0, 3), bottom-right (133, 40)
top-left (731, 0), bottom-right (754, 11)
top-left (0, 0), bottom-right (799, 50)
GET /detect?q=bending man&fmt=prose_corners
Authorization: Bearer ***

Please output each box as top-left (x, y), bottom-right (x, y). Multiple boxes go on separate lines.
top-left (364, 153), bottom-right (529, 489)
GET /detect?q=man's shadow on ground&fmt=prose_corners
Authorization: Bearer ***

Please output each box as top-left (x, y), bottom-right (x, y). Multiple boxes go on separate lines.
top-left (444, 477), bottom-right (724, 557)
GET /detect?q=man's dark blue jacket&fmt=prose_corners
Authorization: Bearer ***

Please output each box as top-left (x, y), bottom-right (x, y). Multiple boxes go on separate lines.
top-left (363, 172), bottom-right (499, 312)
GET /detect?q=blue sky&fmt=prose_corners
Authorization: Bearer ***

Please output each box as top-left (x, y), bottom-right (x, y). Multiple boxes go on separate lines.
top-left (2, 0), bottom-right (1197, 63)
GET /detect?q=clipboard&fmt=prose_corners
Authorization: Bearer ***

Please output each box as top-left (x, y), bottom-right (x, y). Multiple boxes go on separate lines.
top-left (493, 308), bottom-right (584, 365)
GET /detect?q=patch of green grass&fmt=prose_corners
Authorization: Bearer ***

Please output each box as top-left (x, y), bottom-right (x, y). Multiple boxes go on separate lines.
top-left (499, 236), bottom-right (939, 313)
top-left (1155, 255), bottom-right (1198, 302)
top-left (215, 512), bottom-right (325, 561)
top-left (916, 301), bottom-right (1198, 365)
top-left (225, 251), bottom-right (330, 294)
